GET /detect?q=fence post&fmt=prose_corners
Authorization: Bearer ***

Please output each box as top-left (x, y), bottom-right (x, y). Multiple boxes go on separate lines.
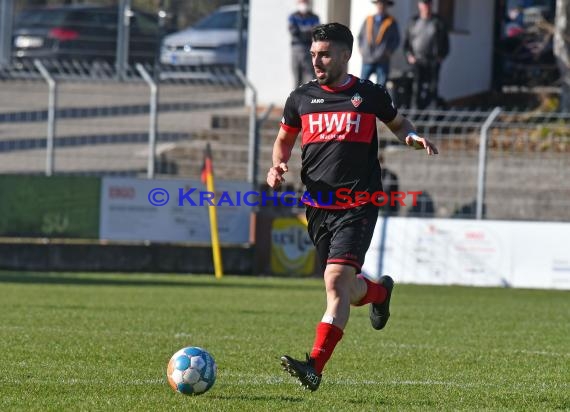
top-left (154, 0), bottom-right (167, 83)
top-left (236, 0), bottom-right (247, 72)
top-left (235, 69), bottom-right (258, 188)
top-left (136, 64), bottom-right (158, 179)
top-left (0, 0), bottom-right (14, 67)
top-left (476, 106), bottom-right (501, 220)
top-left (116, 0), bottom-right (132, 81)
top-left (34, 60), bottom-right (57, 177)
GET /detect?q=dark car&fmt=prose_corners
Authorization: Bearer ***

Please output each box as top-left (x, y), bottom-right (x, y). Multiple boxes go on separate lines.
top-left (12, 5), bottom-right (161, 64)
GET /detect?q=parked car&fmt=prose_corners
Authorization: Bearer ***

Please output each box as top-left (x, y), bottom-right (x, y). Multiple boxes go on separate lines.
top-left (160, 4), bottom-right (247, 68)
top-left (12, 5), bottom-right (162, 64)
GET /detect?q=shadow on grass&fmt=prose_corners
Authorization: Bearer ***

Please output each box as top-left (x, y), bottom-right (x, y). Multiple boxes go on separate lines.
top-left (214, 392), bottom-right (379, 406)
top-left (212, 394), bottom-right (304, 403)
top-left (0, 271), bottom-right (323, 290)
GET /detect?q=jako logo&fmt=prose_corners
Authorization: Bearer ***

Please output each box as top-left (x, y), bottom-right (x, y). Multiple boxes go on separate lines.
top-left (310, 98), bottom-right (324, 104)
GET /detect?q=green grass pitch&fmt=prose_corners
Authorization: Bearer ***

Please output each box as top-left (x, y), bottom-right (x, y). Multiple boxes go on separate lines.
top-left (0, 271), bottom-right (568, 411)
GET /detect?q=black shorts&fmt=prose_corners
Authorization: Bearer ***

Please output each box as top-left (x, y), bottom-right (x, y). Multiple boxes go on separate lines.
top-left (306, 202), bottom-right (379, 273)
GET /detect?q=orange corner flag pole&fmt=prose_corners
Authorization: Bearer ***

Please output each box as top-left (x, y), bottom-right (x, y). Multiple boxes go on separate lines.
top-left (201, 143), bottom-right (223, 279)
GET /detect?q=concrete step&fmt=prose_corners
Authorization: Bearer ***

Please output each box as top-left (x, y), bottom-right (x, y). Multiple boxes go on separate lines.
top-left (160, 140), bottom-right (303, 185)
top-left (211, 111), bottom-right (282, 132)
top-left (191, 129), bottom-right (279, 146)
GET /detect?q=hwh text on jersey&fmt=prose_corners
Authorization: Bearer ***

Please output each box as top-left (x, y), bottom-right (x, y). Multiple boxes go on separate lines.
top-left (306, 112), bottom-right (361, 134)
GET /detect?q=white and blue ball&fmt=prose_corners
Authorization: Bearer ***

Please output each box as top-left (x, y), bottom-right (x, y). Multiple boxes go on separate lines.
top-left (167, 346), bottom-right (216, 395)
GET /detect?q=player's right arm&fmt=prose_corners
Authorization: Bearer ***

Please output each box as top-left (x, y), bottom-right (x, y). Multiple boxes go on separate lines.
top-left (267, 127), bottom-right (299, 190)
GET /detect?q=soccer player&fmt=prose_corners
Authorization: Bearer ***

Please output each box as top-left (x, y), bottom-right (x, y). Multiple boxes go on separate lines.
top-left (266, 22), bottom-right (438, 391)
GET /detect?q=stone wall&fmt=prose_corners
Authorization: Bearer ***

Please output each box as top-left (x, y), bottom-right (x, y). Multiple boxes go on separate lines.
top-left (0, 242), bottom-right (254, 274)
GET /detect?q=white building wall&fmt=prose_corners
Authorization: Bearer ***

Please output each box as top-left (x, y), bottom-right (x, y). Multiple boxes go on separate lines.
top-left (348, 0), bottom-right (495, 101)
top-left (438, 0), bottom-right (495, 100)
top-left (247, 0), bottom-right (495, 106)
top-left (247, 0), bottom-right (300, 107)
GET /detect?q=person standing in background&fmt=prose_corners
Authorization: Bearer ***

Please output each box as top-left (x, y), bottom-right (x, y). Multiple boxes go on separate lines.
top-left (403, 0), bottom-right (450, 109)
top-left (358, 0), bottom-right (401, 86)
top-left (289, 0), bottom-right (320, 87)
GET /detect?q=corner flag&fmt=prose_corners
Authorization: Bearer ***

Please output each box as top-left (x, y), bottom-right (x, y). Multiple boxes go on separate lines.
top-left (201, 143), bottom-right (223, 279)
top-left (201, 143), bottom-right (213, 185)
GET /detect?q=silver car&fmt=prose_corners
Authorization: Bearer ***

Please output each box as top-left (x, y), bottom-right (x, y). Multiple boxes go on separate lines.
top-left (160, 4), bottom-right (247, 67)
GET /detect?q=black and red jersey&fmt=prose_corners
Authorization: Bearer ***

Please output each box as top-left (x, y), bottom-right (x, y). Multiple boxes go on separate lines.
top-left (280, 75), bottom-right (398, 209)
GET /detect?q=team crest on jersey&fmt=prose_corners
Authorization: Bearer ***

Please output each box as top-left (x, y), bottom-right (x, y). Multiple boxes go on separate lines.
top-left (351, 93), bottom-right (363, 108)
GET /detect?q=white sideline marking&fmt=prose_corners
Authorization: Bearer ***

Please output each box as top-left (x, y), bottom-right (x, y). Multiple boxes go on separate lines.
top-left (0, 378), bottom-right (164, 386)
top-left (173, 333), bottom-right (192, 338)
top-left (511, 349), bottom-right (567, 357)
top-left (377, 341), bottom-right (570, 357)
top-left (222, 373), bottom-right (477, 387)
top-left (0, 327), bottom-right (241, 342)
top-left (1, 326), bottom-right (568, 357)
top-left (2, 375), bottom-right (567, 390)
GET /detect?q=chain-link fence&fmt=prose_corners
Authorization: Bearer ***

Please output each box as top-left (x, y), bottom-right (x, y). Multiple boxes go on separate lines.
top-left (381, 108), bottom-right (570, 222)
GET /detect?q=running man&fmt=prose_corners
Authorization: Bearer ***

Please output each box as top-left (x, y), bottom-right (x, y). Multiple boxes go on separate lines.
top-left (266, 22), bottom-right (438, 391)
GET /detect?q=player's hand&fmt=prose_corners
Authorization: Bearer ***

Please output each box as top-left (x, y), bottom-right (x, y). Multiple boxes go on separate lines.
top-left (405, 134), bottom-right (439, 155)
top-left (267, 162), bottom-right (288, 190)
top-left (407, 55), bottom-right (416, 65)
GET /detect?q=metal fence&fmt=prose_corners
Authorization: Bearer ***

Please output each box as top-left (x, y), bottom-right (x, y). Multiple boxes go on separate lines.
top-left (146, 105), bottom-right (570, 222)
top-left (236, 107), bottom-right (569, 222)
top-left (1, 60), bottom-right (569, 222)
top-left (0, 59), bottom-right (247, 178)
top-left (382, 108), bottom-right (570, 222)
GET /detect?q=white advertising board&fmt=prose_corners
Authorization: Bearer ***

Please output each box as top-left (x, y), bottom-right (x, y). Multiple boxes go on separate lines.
top-left (100, 177), bottom-right (252, 244)
top-left (363, 217), bottom-right (570, 290)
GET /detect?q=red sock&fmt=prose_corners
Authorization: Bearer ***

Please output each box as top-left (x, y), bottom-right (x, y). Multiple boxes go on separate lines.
top-left (310, 322), bottom-right (343, 374)
top-left (354, 274), bottom-right (387, 306)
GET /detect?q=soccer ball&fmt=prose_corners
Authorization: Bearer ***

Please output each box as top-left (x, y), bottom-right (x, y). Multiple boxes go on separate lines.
top-left (167, 346), bottom-right (217, 396)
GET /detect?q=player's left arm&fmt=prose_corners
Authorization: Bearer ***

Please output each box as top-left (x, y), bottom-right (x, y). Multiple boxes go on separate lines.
top-left (386, 112), bottom-right (439, 155)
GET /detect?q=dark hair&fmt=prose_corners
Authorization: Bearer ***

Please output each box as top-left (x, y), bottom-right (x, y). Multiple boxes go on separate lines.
top-left (311, 23), bottom-right (353, 53)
